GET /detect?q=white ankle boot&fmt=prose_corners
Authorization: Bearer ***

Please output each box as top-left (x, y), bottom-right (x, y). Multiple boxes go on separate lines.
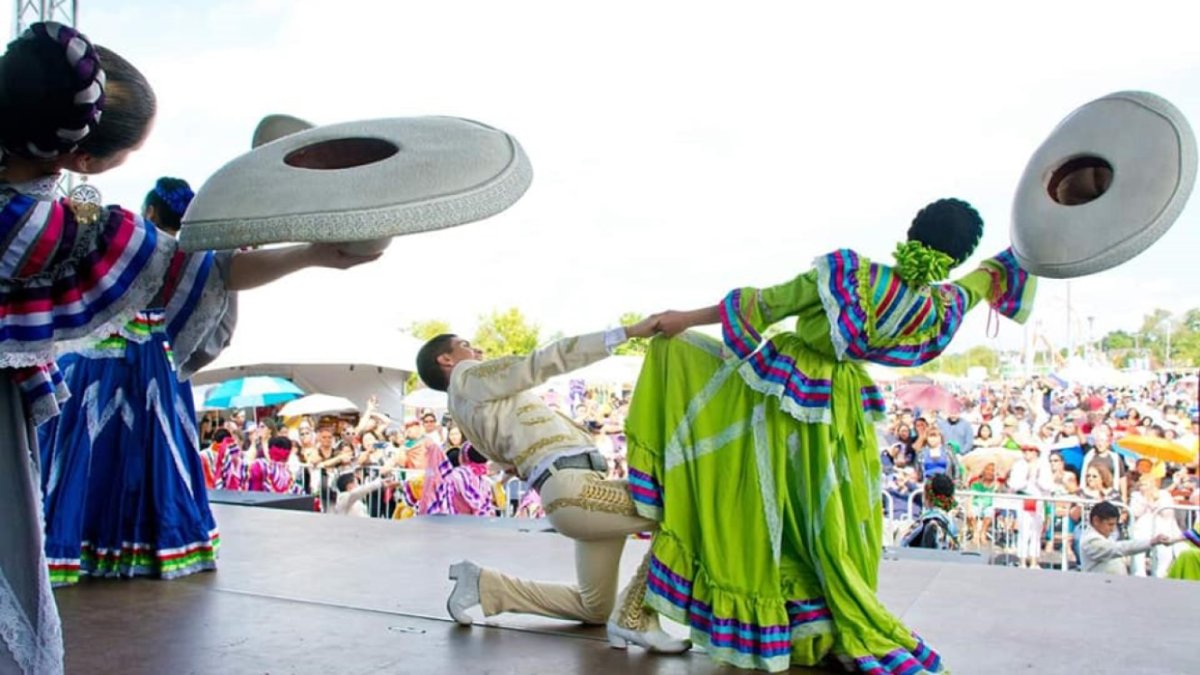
top-left (606, 621), bottom-right (691, 654)
top-left (446, 560), bottom-right (482, 625)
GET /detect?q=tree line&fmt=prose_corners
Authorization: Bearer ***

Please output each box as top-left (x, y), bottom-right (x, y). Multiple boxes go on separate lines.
top-left (405, 306), bottom-right (1199, 387)
top-left (404, 309), bottom-right (649, 390)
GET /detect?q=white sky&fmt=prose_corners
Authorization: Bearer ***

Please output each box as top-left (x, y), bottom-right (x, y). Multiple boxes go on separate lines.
top-left (9, 0), bottom-right (1200, 358)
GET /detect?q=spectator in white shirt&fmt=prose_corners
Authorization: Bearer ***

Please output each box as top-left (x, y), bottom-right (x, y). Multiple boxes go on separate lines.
top-left (1129, 474), bottom-right (1184, 577)
top-left (333, 472), bottom-right (397, 517)
top-left (421, 410), bottom-right (446, 447)
top-left (1007, 438), bottom-right (1056, 569)
top-left (1081, 423), bottom-right (1127, 501)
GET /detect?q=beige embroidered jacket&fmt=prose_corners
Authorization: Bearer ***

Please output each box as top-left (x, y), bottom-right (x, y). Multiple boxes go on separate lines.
top-left (447, 332), bottom-right (609, 480)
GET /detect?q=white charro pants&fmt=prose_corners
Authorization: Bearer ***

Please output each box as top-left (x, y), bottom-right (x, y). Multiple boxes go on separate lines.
top-left (479, 468), bottom-right (655, 625)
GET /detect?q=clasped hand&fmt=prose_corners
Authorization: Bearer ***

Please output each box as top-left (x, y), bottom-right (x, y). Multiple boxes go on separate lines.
top-left (624, 310), bottom-right (694, 339)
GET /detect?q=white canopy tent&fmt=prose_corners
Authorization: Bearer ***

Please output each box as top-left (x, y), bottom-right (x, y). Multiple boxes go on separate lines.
top-left (403, 387), bottom-right (449, 411)
top-left (1056, 359), bottom-right (1147, 387)
top-left (278, 393), bottom-right (360, 418)
top-left (534, 355), bottom-right (645, 408)
top-left (192, 328), bottom-right (424, 419)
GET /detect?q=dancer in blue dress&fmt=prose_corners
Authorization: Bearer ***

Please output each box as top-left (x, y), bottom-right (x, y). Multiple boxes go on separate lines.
top-left (2, 24), bottom-right (380, 673)
top-left (37, 178), bottom-right (229, 585)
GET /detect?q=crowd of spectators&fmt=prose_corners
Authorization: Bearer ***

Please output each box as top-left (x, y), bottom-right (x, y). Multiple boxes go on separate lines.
top-left (196, 385), bottom-right (633, 521)
top-left (195, 368), bottom-right (1198, 576)
top-left (881, 372), bottom-right (1199, 575)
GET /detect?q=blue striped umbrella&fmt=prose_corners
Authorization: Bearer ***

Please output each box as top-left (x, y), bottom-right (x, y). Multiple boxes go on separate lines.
top-left (204, 376), bottom-right (305, 409)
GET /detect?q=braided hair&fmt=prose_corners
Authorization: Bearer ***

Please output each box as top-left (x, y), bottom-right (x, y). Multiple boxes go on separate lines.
top-left (143, 176), bottom-right (194, 233)
top-left (0, 22), bottom-right (154, 166)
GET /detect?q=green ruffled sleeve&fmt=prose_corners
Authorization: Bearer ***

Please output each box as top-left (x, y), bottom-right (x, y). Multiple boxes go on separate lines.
top-left (953, 247), bottom-right (1037, 324)
top-left (719, 270), bottom-right (822, 358)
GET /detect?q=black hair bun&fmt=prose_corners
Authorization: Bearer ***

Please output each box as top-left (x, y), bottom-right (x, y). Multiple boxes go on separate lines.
top-left (907, 198), bottom-right (984, 266)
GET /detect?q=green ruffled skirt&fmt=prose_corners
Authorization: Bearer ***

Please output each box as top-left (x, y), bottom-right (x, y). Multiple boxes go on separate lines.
top-left (626, 332), bottom-right (945, 673)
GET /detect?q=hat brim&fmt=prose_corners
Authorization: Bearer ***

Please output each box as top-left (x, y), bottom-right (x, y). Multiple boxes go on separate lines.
top-left (180, 116), bottom-right (532, 251)
top-left (252, 114), bottom-right (315, 149)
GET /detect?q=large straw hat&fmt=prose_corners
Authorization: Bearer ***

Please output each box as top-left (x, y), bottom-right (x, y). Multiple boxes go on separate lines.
top-left (179, 116), bottom-right (532, 253)
top-left (251, 114), bottom-right (314, 149)
top-left (1011, 91), bottom-right (1196, 278)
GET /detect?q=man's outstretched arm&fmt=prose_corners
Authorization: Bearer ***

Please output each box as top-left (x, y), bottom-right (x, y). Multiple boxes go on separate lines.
top-left (456, 315), bottom-right (660, 402)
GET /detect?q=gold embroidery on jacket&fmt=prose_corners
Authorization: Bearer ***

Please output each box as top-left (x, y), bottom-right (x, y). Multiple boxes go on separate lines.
top-left (520, 416), bottom-right (554, 426)
top-left (513, 434), bottom-right (575, 467)
top-left (463, 357), bottom-right (519, 379)
top-left (554, 409), bottom-right (594, 436)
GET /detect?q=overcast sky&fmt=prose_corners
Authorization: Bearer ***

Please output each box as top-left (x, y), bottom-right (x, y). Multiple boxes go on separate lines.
top-left (10, 0), bottom-right (1200, 360)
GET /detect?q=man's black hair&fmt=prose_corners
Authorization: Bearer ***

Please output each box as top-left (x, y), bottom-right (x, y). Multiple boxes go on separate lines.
top-left (416, 334), bottom-right (458, 392)
top-left (1090, 500), bottom-right (1121, 523)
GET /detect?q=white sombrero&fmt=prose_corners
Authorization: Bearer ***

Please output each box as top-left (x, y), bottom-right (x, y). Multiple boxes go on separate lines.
top-left (251, 114), bottom-right (315, 149)
top-left (1011, 91), bottom-right (1196, 279)
top-left (178, 116), bottom-right (532, 253)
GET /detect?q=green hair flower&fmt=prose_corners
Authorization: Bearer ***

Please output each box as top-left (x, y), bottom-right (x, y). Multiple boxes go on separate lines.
top-left (893, 240), bottom-right (954, 287)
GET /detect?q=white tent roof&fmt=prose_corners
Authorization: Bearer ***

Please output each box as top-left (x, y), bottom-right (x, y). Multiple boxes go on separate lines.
top-left (1057, 359), bottom-right (1140, 386)
top-left (193, 327), bottom-right (423, 419)
top-left (403, 387), bottom-right (449, 411)
top-left (535, 355), bottom-right (645, 394)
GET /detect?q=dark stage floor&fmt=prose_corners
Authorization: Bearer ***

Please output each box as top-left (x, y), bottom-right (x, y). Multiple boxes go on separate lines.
top-left (55, 505), bottom-right (1199, 674)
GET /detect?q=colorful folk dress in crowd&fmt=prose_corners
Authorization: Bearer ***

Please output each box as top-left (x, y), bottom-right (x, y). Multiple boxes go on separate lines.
top-left (419, 446), bottom-right (494, 516)
top-left (625, 248), bottom-right (1035, 673)
top-left (247, 452), bottom-right (302, 494)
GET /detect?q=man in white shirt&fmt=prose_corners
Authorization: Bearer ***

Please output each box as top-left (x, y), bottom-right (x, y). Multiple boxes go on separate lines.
top-left (1080, 501), bottom-right (1174, 575)
top-left (333, 472), bottom-right (396, 517)
top-left (415, 319), bottom-right (689, 654)
top-left (420, 410), bottom-right (446, 447)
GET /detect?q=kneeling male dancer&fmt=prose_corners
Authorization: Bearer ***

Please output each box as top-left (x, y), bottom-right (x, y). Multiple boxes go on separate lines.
top-left (415, 319), bottom-right (688, 653)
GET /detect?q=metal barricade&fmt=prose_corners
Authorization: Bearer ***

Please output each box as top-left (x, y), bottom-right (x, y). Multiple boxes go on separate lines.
top-left (879, 490), bottom-right (924, 546)
top-left (880, 491), bottom-right (907, 547)
top-left (1140, 503), bottom-right (1200, 577)
top-left (952, 491), bottom-right (1134, 573)
top-left (505, 477), bottom-right (524, 517)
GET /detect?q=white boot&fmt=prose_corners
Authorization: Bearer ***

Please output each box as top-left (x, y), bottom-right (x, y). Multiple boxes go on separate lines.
top-left (447, 560), bottom-right (482, 625)
top-left (606, 551), bottom-right (690, 654)
top-left (606, 618), bottom-right (691, 654)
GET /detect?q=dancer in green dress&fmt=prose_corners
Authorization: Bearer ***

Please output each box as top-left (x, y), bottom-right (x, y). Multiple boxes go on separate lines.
top-left (1167, 521), bottom-right (1200, 581)
top-left (623, 198), bottom-right (1036, 672)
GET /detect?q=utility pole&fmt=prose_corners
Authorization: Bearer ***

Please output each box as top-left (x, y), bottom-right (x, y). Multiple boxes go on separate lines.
top-left (1163, 319), bottom-right (1172, 369)
top-left (1066, 281), bottom-right (1074, 362)
top-left (14, 0), bottom-right (81, 198)
top-left (14, 1), bottom-right (78, 40)
top-left (1087, 316), bottom-right (1095, 361)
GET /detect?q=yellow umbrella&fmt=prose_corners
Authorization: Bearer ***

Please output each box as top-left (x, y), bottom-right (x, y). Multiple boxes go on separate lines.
top-left (1116, 435), bottom-right (1199, 465)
